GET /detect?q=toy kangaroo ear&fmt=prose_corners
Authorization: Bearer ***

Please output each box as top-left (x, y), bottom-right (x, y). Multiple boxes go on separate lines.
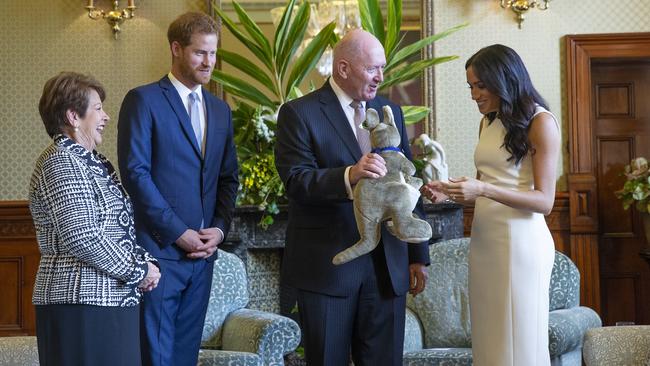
top-left (382, 106), bottom-right (396, 127)
top-left (364, 108), bottom-right (380, 130)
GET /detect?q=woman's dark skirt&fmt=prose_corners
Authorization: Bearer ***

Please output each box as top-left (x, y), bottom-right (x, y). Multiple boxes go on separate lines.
top-left (35, 304), bottom-right (141, 366)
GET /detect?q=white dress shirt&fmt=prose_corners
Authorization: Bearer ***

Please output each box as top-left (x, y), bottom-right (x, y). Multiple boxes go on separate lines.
top-left (168, 72), bottom-right (206, 152)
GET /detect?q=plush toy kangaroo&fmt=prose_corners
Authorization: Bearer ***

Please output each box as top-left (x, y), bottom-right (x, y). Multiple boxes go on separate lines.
top-left (332, 106), bottom-right (432, 266)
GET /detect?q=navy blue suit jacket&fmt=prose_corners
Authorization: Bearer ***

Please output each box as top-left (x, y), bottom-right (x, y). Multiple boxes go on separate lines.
top-left (274, 82), bottom-right (430, 297)
top-left (117, 76), bottom-right (238, 261)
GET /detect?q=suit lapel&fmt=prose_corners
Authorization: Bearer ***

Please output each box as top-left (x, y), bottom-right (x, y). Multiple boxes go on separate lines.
top-left (159, 76), bottom-right (202, 158)
top-left (317, 83), bottom-right (362, 160)
top-left (202, 90), bottom-right (219, 162)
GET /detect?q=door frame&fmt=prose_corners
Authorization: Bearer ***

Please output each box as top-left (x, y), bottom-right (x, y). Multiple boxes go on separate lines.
top-left (566, 33), bottom-right (650, 312)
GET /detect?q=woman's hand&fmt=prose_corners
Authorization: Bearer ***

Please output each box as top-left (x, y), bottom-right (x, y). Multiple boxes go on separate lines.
top-left (138, 262), bottom-right (161, 292)
top-left (441, 176), bottom-right (485, 204)
top-left (420, 181), bottom-right (449, 203)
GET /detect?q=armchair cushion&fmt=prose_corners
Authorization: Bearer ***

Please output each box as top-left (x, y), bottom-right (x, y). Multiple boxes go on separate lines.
top-left (202, 250), bottom-right (249, 349)
top-left (406, 237), bottom-right (471, 348)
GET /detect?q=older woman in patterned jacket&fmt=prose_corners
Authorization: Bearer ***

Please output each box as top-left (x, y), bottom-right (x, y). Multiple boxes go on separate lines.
top-left (29, 72), bottom-right (161, 366)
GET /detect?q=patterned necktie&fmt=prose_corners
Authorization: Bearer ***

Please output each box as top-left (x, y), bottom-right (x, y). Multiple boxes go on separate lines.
top-left (189, 91), bottom-right (203, 152)
top-left (350, 100), bottom-right (371, 154)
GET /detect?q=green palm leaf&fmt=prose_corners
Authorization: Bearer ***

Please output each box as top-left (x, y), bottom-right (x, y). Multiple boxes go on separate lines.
top-left (402, 105), bottom-right (430, 125)
top-left (218, 49), bottom-right (277, 95)
top-left (287, 86), bottom-right (304, 101)
top-left (273, 0), bottom-right (298, 58)
top-left (386, 31), bottom-right (408, 65)
top-left (384, 0), bottom-right (401, 57)
top-left (277, 2), bottom-right (311, 82)
top-left (285, 22), bottom-right (337, 96)
top-left (213, 5), bottom-right (274, 73)
top-left (212, 70), bottom-right (276, 108)
top-left (386, 23), bottom-right (467, 73)
top-left (232, 1), bottom-right (273, 59)
top-left (382, 56), bottom-right (459, 90)
top-left (358, 0), bottom-right (385, 44)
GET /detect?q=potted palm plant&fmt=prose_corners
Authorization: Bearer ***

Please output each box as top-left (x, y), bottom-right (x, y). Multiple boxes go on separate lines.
top-left (212, 0), bottom-right (336, 228)
top-left (211, 0), bottom-right (466, 227)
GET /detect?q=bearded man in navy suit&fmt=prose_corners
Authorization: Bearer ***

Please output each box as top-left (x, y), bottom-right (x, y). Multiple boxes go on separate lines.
top-left (274, 29), bottom-right (430, 366)
top-left (117, 12), bottom-right (238, 366)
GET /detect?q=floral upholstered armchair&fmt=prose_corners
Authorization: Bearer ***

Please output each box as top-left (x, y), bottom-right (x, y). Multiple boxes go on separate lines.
top-left (198, 249), bottom-right (301, 366)
top-left (402, 237), bottom-right (602, 366)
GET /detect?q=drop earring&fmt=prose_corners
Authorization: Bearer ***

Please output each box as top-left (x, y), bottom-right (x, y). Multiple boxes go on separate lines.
top-left (74, 125), bottom-right (79, 132)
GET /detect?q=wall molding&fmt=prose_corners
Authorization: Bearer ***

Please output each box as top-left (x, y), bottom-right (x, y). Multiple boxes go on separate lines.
top-left (0, 201), bottom-right (35, 239)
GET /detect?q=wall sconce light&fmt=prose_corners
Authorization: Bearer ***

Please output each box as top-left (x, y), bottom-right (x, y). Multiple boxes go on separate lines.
top-left (86, 0), bottom-right (137, 39)
top-left (500, 0), bottom-right (550, 29)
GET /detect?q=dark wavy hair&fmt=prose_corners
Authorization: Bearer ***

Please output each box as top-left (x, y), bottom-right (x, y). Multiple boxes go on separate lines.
top-left (465, 44), bottom-right (548, 164)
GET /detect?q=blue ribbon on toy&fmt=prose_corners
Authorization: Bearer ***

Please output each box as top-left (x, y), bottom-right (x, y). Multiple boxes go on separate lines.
top-left (371, 146), bottom-right (402, 154)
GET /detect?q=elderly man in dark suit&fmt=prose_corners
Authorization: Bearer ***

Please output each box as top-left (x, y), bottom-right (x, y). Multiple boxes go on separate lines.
top-left (274, 29), bottom-right (430, 366)
top-left (117, 12), bottom-right (238, 366)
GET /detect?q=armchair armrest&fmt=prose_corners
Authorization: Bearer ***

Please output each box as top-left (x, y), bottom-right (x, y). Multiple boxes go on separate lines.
top-left (221, 308), bottom-right (301, 365)
top-left (548, 306), bottom-right (602, 357)
top-left (404, 306), bottom-right (424, 352)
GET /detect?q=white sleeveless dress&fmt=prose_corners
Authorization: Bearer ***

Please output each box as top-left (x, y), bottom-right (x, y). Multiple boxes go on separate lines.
top-left (469, 106), bottom-right (557, 366)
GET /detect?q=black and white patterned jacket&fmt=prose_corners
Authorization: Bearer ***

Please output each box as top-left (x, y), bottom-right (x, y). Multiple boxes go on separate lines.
top-left (29, 135), bottom-right (155, 307)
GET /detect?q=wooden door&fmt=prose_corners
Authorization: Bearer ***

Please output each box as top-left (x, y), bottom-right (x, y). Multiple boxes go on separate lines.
top-left (566, 33), bottom-right (650, 319)
top-left (592, 60), bottom-right (650, 325)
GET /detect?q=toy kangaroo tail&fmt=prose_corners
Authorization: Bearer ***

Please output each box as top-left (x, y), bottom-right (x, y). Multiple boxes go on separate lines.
top-left (332, 236), bottom-right (379, 265)
top-left (332, 202), bottom-right (381, 265)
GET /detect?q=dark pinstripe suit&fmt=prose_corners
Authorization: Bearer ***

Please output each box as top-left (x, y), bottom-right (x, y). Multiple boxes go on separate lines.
top-left (274, 82), bottom-right (430, 365)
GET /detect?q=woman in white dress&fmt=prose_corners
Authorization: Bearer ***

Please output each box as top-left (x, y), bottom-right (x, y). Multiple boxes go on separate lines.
top-left (421, 44), bottom-right (561, 366)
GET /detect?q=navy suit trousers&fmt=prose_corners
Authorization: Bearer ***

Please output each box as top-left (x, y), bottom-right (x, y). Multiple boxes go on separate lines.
top-left (140, 258), bottom-right (214, 366)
